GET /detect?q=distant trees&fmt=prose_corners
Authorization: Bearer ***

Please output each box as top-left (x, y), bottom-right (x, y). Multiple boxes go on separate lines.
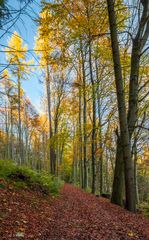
top-left (35, 11), bottom-right (69, 175)
top-left (0, 70), bottom-right (51, 171)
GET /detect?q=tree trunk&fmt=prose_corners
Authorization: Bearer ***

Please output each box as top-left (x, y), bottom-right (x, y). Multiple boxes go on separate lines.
top-left (95, 59), bottom-right (103, 195)
top-left (80, 40), bottom-right (87, 189)
top-left (107, 0), bottom-right (136, 212)
top-left (111, 136), bottom-right (124, 206)
top-left (46, 64), bottom-right (56, 175)
top-left (88, 39), bottom-right (96, 194)
top-left (18, 75), bottom-right (23, 164)
top-left (78, 86), bottom-right (83, 188)
top-left (133, 135), bottom-right (140, 205)
top-left (128, 0), bottom-right (149, 139)
top-left (111, 0), bottom-right (149, 209)
top-left (10, 99), bottom-right (13, 160)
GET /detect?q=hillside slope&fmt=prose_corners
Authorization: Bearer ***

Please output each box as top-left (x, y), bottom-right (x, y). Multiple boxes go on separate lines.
top-left (0, 183), bottom-right (149, 240)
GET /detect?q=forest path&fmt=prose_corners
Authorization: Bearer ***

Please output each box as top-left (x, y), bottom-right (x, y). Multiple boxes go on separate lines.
top-left (0, 183), bottom-right (149, 240)
top-left (42, 184), bottom-right (149, 240)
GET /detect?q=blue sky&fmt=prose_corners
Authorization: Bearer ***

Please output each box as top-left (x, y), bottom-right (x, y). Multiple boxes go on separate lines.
top-left (0, 0), bottom-right (43, 111)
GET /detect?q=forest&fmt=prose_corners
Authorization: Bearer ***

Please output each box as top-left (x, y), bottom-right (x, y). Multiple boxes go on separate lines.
top-left (0, 0), bottom-right (149, 239)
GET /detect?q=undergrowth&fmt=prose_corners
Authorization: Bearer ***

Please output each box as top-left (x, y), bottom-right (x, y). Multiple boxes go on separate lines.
top-left (139, 202), bottom-right (149, 216)
top-left (0, 160), bottom-right (62, 196)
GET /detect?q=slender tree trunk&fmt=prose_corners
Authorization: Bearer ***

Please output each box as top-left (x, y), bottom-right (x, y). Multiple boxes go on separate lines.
top-left (88, 39), bottom-right (96, 194)
top-left (107, 0), bottom-right (136, 212)
top-left (133, 135), bottom-right (139, 205)
top-left (95, 59), bottom-right (103, 195)
top-left (99, 139), bottom-right (103, 194)
top-left (46, 64), bottom-right (56, 175)
top-left (97, 91), bottom-right (103, 194)
top-left (18, 75), bottom-right (23, 164)
top-left (72, 128), bottom-right (77, 184)
top-left (5, 100), bottom-right (9, 159)
top-left (78, 86), bottom-right (83, 188)
top-left (80, 40), bottom-right (87, 189)
top-left (10, 99), bottom-right (13, 159)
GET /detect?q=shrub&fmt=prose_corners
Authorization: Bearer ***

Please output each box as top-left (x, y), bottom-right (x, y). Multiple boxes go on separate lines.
top-left (0, 160), bottom-right (61, 195)
top-left (139, 202), bottom-right (149, 216)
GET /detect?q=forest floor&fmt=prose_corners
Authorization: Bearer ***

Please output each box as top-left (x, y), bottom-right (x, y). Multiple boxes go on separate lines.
top-left (0, 182), bottom-right (149, 240)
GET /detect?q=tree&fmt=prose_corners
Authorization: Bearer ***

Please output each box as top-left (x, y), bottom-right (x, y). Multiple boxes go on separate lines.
top-left (110, 0), bottom-right (149, 210)
top-left (5, 31), bottom-right (32, 164)
top-left (107, 0), bottom-right (136, 212)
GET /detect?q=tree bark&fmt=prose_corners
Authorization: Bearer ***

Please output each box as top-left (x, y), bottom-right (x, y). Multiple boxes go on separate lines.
top-left (111, 135), bottom-right (124, 206)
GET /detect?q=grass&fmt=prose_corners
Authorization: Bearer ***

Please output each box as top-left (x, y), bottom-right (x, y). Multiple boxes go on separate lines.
top-left (0, 160), bottom-right (62, 196)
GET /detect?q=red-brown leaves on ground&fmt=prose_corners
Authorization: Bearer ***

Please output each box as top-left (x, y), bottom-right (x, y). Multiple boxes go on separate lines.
top-left (0, 183), bottom-right (149, 240)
